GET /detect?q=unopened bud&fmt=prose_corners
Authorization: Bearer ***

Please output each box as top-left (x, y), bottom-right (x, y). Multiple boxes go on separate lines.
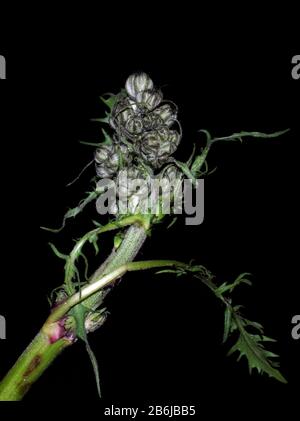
top-left (135, 89), bottom-right (163, 110)
top-left (125, 72), bottom-right (154, 98)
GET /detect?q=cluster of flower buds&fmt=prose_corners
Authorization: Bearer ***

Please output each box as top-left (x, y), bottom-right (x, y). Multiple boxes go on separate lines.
top-left (94, 72), bottom-right (182, 215)
top-left (95, 142), bottom-right (132, 178)
top-left (109, 72), bottom-right (181, 169)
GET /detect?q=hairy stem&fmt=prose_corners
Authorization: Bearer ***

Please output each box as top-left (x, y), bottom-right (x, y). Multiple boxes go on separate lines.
top-left (84, 223), bottom-right (148, 310)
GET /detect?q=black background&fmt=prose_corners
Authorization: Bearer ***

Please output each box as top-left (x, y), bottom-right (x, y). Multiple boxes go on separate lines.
top-left (0, 8), bottom-right (299, 415)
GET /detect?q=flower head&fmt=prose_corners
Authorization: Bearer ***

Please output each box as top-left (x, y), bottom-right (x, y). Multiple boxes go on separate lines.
top-left (95, 72), bottom-right (182, 215)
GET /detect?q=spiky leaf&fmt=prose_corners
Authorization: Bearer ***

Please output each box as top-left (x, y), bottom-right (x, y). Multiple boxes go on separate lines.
top-left (100, 94), bottom-right (118, 111)
top-left (227, 315), bottom-right (287, 383)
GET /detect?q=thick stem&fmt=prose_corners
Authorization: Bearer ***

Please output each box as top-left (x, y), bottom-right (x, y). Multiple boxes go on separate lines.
top-left (0, 223), bottom-right (147, 401)
top-left (0, 329), bottom-right (71, 401)
top-left (84, 223), bottom-right (147, 311)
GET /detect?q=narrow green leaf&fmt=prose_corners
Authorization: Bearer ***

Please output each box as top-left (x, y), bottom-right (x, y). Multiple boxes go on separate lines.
top-left (223, 305), bottom-right (232, 343)
top-left (90, 111), bottom-right (110, 124)
top-left (155, 269), bottom-right (179, 275)
top-left (100, 94), bottom-right (118, 111)
top-left (167, 217), bottom-right (178, 229)
top-left (172, 159), bottom-right (198, 186)
top-left (85, 341), bottom-right (101, 398)
top-left (79, 141), bottom-right (102, 147)
top-left (70, 304), bottom-right (102, 397)
top-left (81, 252), bottom-right (90, 281)
top-left (48, 243), bottom-right (68, 260)
top-left (101, 128), bottom-right (112, 145)
top-left (210, 129), bottom-right (290, 144)
top-left (66, 160), bottom-right (94, 187)
top-left (215, 273), bottom-right (252, 296)
top-left (41, 190), bottom-right (98, 233)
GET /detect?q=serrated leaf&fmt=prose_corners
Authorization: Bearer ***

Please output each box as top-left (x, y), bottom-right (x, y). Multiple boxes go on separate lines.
top-left (227, 315), bottom-right (287, 383)
top-left (179, 263), bottom-right (286, 385)
top-left (242, 319), bottom-right (264, 334)
top-left (216, 273), bottom-right (252, 296)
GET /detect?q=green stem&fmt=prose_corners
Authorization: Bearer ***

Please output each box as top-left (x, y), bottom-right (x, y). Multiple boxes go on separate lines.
top-left (84, 223), bottom-right (148, 310)
top-left (50, 259), bottom-right (186, 322)
top-left (64, 214), bottom-right (150, 294)
top-left (0, 222), bottom-right (148, 401)
top-left (0, 253), bottom-right (185, 401)
top-left (0, 330), bottom-right (71, 401)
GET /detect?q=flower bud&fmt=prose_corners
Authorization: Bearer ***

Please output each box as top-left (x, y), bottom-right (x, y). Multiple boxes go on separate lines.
top-left (95, 143), bottom-right (132, 178)
top-left (135, 89), bottom-right (163, 110)
top-left (125, 72), bottom-right (154, 98)
top-left (139, 129), bottom-right (181, 169)
top-left (152, 104), bottom-right (177, 127)
top-left (125, 115), bottom-right (144, 136)
top-left (85, 310), bottom-right (107, 333)
top-left (109, 97), bottom-right (135, 130)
